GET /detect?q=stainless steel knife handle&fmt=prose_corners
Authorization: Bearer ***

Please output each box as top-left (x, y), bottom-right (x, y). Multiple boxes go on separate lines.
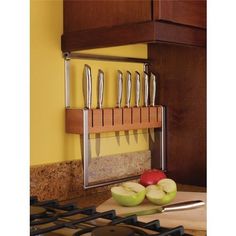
top-left (83, 64), bottom-right (92, 109)
top-left (97, 69), bottom-right (104, 109)
top-left (144, 72), bottom-right (149, 107)
top-left (117, 70), bottom-right (123, 108)
top-left (150, 73), bottom-right (156, 107)
top-left (135, 71), bottom-right (140, 107)
top-left (126, 71), bottom-right (132, 108)
top-left (162, 200), bottom-right (205, 213)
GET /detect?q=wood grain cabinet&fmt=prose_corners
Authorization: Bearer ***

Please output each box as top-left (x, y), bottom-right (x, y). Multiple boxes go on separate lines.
top-left (153, 0), bottom-right (206, 28)
top-left (62, 0), bottom-right (206, 51)
top-left (63, 0), bottom-right (152, 33)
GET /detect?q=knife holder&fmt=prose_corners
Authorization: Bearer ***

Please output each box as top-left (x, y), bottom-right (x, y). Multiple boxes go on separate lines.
top-left (63, 53), bottom-right (166, 189)
top-left (65, 106), bottom-right (162, 134)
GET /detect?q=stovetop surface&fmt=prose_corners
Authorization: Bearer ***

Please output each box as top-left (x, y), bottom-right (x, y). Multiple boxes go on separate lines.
top-left (30, 196), bottom-right (192, 236)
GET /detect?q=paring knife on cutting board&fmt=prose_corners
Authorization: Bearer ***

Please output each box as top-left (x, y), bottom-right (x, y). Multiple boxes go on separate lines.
top-left (95, 69), bottom-right (104, 157)
top-left (125, 71), bottom-right (132, 144)
top-left (149, 72), bottom-right (156, 144)
top-left (120, 200), bottom-right (205, 217)
top-left (134, 71), bottom-right (141, 143)
top-left (115, 70), bottom-right (123, 146)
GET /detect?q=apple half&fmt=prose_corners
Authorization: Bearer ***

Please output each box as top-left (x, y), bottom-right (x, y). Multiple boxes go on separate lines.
top-left (146, 178), bottom-right (177, 205)
top-left (111, 182), bottom-right (146, 207)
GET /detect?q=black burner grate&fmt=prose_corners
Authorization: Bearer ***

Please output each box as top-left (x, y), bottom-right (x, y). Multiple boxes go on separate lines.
top-left (30, 196), bottom-right (192, 236)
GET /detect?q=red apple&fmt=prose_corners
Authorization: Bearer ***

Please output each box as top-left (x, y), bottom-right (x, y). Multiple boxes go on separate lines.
top-left (140, 169), bottom-right (167, 187)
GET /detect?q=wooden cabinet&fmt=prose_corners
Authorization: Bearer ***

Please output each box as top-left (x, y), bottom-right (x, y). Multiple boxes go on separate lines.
top-left (63, 0), bottom-right (152, 33)
top-left (149, 43), bottom-right (206, 186)
top-left (61, 0), bottom-right (206, 51)
top-left (153, 0), bottom-right (206, 28)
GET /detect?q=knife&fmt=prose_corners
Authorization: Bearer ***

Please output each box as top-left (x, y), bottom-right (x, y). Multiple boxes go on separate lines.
top-left (143, 72), bottom-right (149, 143)
top-left (149, 72), bottom-right (156, 143)
top-left (150, 73), bottom-right (156, 107)
top-left (125, 71), bottom-right (132, 144)
top-left (134, 71), bottom-right (141, 143)
top-left (83, 64), bottom-right (92, 109)
top-left (83, 64), bottom-right (92, 163)
top-left (95, 69), bottom-right (104, 157)
top-left (125, 71), bottom-right (132, 108)
top-left (115, 70), bottom-right (123, 146)
top-left (135, 71), bottom-right (140, 107)
top-left (120, 200), bottom-right (205, 217)
top-left (143, 72), bottom-right (149, 107)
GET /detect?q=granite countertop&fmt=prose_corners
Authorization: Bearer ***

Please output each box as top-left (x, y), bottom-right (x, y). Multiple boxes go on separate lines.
top-left (62, 184), bottom-right (206, 236)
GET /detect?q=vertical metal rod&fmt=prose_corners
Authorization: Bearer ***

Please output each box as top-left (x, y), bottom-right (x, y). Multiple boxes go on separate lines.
top-left (83, 109), bottom-right (89, 187)
top-left (160, 106), bottom-right (166, 171)
top-left (64, 59), bottom-right (70, 108)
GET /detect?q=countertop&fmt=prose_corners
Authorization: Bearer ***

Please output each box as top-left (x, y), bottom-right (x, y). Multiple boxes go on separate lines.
top-left (62, 184), bottom-right (206, 236)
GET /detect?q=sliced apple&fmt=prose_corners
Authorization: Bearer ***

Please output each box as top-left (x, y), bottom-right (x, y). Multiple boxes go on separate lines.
top-left (146, 178), bottom-right (177, 205)
top-left (111, 182), bottom-right (146, 207)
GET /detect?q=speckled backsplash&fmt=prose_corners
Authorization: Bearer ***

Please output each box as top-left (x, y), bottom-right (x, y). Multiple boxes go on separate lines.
top-left (30, 150), bottom-right (151, 201)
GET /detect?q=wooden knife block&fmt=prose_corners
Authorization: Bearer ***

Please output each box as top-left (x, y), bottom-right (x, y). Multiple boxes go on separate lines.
top-left (65, 106), bottom-right (162, 134)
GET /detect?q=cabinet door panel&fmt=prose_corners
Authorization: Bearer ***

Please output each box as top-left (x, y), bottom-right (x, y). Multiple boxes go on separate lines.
top-left (153, 0), bottom-right (206, 28)
top-left (64, 0), bottom-right (152, 33)
top-left (149, 43), bottom-right (206, 186)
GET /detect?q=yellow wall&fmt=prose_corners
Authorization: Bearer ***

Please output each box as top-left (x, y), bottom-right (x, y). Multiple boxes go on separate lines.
top-left (30, 0), bottom-right (148, 166)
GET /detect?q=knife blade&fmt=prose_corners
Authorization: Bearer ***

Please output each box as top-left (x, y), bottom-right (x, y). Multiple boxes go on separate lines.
top-left (125, 71), bottom-right (132, 144)
top-left (134, 71), bottom-right (140, 143)
top-left (83, 64), bottom-right (92, 163)
top-left (95, 69), bottom-right (104, 157)
top-left (120, 200), bottom-right (205, 217)
top-left (149, 72), bottom-right (156, 143)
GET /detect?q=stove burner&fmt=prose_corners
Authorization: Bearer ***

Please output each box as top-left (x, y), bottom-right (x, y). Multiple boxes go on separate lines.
top-left (30, 196), bottom-right (187, 236)
top-left (91, 226), bottom-right (147, 236)
top-left (30, 206), bottom-right (46, 218)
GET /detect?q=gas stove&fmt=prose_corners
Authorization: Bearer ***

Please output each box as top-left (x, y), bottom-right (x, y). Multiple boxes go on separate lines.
top-left (30, 196), bottom-right (192, 236)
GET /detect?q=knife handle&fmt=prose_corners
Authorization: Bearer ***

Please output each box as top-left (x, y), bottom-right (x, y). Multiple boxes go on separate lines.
top-left (126, 71), bottom-right (132, 108)
top-left (97, 69), bottom-right (104, 109)
top-left (150, 73), bottom-right (156, 107)
top-left (117, 70), bottom-right (123, 108)
top-left (144, 72), bottom-right (149, 107)
top-left (83, 64), bottom-right (92, 109)
top-left (135, 71), bottom-right (140, 107)
top-left (162, 200), bottom-right (205, 213)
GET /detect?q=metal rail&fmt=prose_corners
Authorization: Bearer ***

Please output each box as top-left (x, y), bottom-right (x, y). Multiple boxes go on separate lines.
top-left (63, 52), bottom-right (150, 64)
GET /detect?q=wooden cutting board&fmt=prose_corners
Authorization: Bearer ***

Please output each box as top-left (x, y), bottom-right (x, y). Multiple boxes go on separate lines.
top-left (97, 191), bottom-right (206, 230)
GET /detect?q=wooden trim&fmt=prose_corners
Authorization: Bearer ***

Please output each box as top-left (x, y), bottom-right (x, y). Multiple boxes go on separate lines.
top-left (154, 21), bottom-right (206, 47)
top-left (61, 21), bottom-right (206, 52)
top-left (65, 106), bottom-right (162, 134)
top-left (61, 22), bottom-right (156, 52)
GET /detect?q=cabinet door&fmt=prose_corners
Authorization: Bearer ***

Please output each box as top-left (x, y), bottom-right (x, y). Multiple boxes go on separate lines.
top-left (153, 0), bottom-right (206, 28)
top-left (149, 43), bottom-right (206, 186)
top-left (64, 0), bottom-right (152, 33)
